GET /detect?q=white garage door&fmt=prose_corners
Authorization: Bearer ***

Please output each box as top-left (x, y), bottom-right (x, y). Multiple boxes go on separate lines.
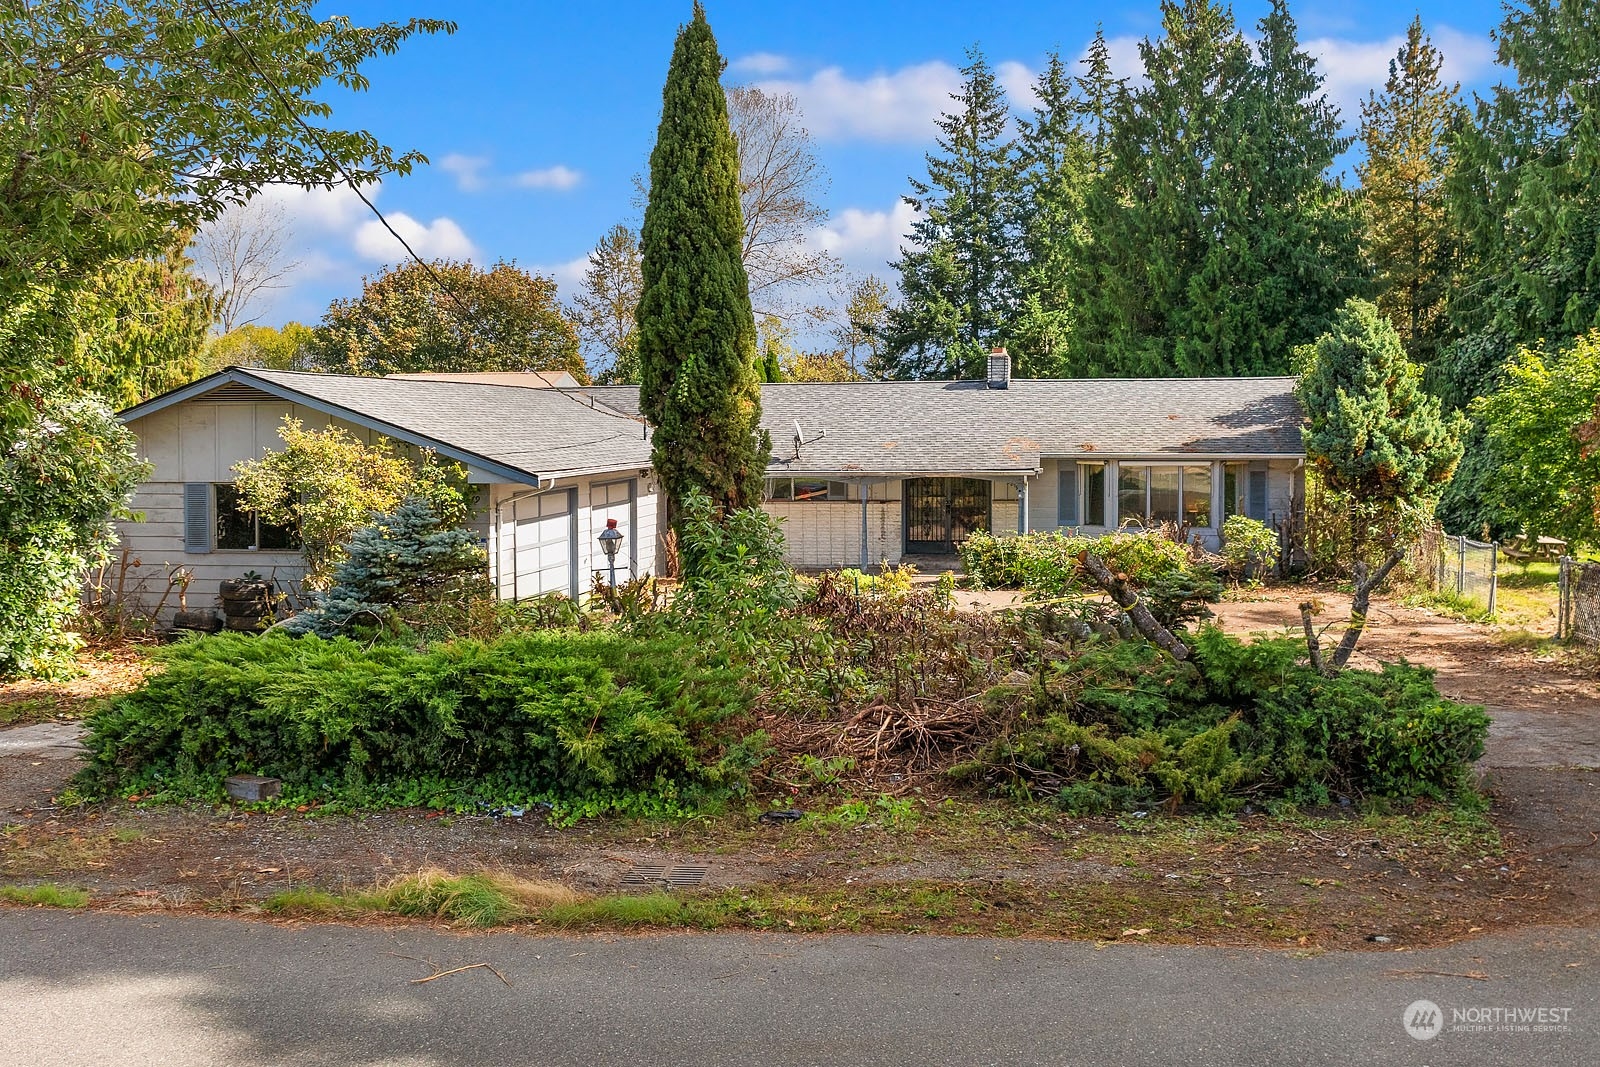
top-left (590, 479), bottom-right (636, 583)
top-left (502, 489), bottom-right (576, 600)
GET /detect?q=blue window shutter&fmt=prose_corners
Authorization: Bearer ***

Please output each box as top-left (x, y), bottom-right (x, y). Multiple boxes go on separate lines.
top-left (1247, 470), bottom-right (1268, 521)
top-left (1057, 465), bottom-right (1078, 526)
top-left (183, 483), bottom-right (211, 554)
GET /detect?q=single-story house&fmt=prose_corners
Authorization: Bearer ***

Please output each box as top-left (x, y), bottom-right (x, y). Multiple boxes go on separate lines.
top-left (112, 351), bottom-right (1302, 619)
top-left (114, 367), bottom-right (659, 617)
top-left (579, 351), bottom-right (1304, 569)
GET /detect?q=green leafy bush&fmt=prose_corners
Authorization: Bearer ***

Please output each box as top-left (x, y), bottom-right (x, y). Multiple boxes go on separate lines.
top-left (78, 630), bottom-right (758, 820)
top-left (971, 627), bottom-right (1487, 813)
top-left (959, 529), bottom-right (1221, 627)
top-left (1220, 515), bottom-right (1280, 582)
top-left (0, 398), bottom-right (149, 678)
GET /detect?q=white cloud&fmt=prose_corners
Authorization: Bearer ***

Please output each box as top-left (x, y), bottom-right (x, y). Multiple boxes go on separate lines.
top-left (997, 60), bottom-right (1041, 112)
top-left (256, 181), bottom-right (375, 233)
top-left (439, 153), bottom-right (491, 193)
top-left (1307, 26), bottom-right (1495, 124)
top-left (514, 164), bottom-right (584, 191)
top-left (730, 51), bottom-right (792, 76)
top-left (353, 213), bottom-right (477, 263)
top-left (532, 254), bottom-right (592, 291)
top-left (810, 200), bottom-right (921, 272)
top-left (756, 61), bottom-right (962, 142)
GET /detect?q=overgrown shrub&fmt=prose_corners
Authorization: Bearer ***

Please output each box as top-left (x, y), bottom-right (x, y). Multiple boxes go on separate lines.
top-left (0, 398), bottom-right (149, 679)
top-left (959, 529), bottom-right (1221, 628)
top-left (1220, 515), bottom-right (1280, 583)
top-left (78, 630), bottom-right (759, 820)
top-left (967, 627), bottom-right (1488, 813)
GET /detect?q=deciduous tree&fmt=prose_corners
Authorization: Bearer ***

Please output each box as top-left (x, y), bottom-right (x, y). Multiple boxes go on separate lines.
top-left (190, 198), bottom-right (301, 333)
top-left (568, 225), bottom-right (644, 384)
top-left (726, 86), bottom-right (839, 323)
top-left (1473, 331), bottom-right (1600, 547)
top-left (309, 260), bottom-right (586, 380)
top-left (0, 0), bottom-right (451, 428)
top-left (637, 3), bottom-right (768, 535)
top-left (231, 417), bottom-right (467, 588)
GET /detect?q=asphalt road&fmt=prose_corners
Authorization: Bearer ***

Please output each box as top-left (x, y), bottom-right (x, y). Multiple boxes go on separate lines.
top-left (0, 911), bottom-right (1595, 1066)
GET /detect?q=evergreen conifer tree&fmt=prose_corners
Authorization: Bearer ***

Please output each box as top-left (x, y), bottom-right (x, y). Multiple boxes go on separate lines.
top-left (1295, 299), bottom-right (1465, 670)
top-left (1011, 53), bottom-right (1097, 377)
top-left (285, 495), bottom-right (486, 639)
top-left (1357, 16), bottom-right (1463, 364)
top-left (1078, 0), bottom-right (1361, 377)
top-left (882, 49), bottom-right (1022, 380)
top-left (636, 3), bottom-right (767, 525)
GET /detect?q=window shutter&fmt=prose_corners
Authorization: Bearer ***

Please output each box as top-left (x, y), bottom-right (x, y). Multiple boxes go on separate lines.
top-left (1247, 470), bottom-right (1268, 521)
top-left (1057, 465), bottom-right (1078, 526)
top-left (183, 483), bottom-right (212, 554)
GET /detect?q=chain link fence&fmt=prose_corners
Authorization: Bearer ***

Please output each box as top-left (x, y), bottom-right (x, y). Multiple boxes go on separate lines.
top-left (1557, 557), bottom-right (1600, 643)
top-left (1433, 534), bottom-right (1499, 614)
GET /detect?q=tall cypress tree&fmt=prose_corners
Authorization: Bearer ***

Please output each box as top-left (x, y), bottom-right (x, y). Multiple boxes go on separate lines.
top-left (637, 3), bottom-right (766, 525)
top-left (1357, 16), bottom-right (1463, 364)
top-left (883, 49), bottom-right (1022, 381)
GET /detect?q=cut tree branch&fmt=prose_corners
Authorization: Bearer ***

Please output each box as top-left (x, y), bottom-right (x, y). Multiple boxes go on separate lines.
top-left (1079, 550), bottom-right (1190, 661)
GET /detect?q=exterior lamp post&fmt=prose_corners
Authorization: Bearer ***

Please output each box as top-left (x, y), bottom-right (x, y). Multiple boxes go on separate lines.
top-left (597, 518), bottom-right (624, 589)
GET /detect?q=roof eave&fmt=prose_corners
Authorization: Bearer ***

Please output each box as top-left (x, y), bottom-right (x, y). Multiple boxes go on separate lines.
top-left (118, 367), bottom-right (547, 487)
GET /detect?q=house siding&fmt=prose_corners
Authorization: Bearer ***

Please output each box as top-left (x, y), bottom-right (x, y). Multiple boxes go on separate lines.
top-left (115, 398), bottom-right (656, 622)
top-left (756, 461), bottom-right (1305, 568)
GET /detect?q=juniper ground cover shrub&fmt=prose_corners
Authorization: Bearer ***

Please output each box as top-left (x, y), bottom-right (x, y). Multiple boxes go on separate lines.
top-left (962, 627), bottom-right (1488, 813)
top-left (78, 630), bottom-right (759, 819)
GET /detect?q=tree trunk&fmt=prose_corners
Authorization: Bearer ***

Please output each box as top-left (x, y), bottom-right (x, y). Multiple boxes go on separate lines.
top-left (1328, 546), bottom-right (1407, 671)
top-left (1299, 602), bottom-right (1324, 675)
top-left (1079, 550), bottom-right (1190, 661)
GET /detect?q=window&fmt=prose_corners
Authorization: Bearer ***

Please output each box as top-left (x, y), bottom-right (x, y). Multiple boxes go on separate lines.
top-left (1059, 462), bottom-right (1107, 526)
top-left (1117, 465), bottom-right (1216, 528)
top-left (1117, 465), bottom-right (1148, 524)
top-left (765, 478), bottom-right (848, 502)
top-left (214, 484), bottom-right (298, 551)
top-left (1182, 465), bottom-right (1212, 527)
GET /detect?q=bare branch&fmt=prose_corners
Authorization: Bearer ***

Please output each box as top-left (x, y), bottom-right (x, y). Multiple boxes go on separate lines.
top-left (190, 196), bottom-right (300, 332)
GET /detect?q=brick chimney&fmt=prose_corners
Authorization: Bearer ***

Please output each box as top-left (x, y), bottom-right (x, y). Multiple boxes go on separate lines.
top-left (986, 346), bottom-right (1011, 390)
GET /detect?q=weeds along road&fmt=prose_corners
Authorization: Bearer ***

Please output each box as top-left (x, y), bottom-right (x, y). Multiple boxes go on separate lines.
top-left (1, 909), bottom-right (1595, 1067)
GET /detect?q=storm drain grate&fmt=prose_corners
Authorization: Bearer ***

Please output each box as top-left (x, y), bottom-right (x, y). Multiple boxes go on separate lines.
top-left (622, 863), bottom-right (709, 887)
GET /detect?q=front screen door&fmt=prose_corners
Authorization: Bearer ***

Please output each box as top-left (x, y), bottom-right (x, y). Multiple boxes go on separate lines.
top-left (903, 477), bottom-right (992, 554)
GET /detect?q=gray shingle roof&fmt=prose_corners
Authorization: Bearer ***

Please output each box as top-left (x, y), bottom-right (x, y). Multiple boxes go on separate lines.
top-left (122, 368), bottom-right (653, 483)
top-left (578, 378), bottom-right (1302, 477)
top-left (244, 369), bottom-right (652, 480)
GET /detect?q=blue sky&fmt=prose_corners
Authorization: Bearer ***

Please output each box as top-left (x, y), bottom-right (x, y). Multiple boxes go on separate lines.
top-left (239, 0), bottom-right (1510, 333)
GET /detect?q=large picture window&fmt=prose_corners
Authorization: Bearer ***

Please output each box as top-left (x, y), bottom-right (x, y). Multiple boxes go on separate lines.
top-left (1118, 464), bottom-right (1214, 528)
top-left (214, 484), bottom-right (298, 551)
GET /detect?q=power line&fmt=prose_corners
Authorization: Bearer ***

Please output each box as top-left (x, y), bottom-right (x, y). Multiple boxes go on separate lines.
top-left (195, 0), bottom-right (477, 326)
top-left (195, 1), bottom-right (632, 416)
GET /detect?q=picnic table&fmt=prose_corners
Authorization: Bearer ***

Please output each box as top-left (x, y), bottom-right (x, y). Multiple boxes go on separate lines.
top-left (1501, 534), bottom-right (1567, 563)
